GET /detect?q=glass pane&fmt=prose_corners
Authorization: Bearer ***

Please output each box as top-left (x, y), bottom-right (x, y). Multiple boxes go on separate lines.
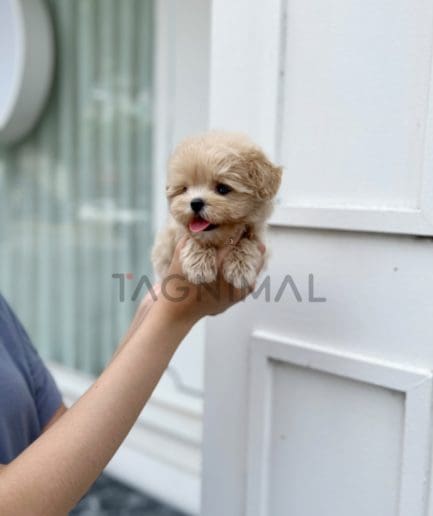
top-left (0, 0), bottom-right (154, 375)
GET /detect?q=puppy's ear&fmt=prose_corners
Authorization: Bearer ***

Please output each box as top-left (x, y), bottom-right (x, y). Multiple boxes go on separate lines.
top-left (242, 149), bottom-right (282, 200)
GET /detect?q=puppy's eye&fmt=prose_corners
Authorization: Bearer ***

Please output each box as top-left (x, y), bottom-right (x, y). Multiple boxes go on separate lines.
top-left (166, 185), bottom-right (187, 197)
top-left (216, 183), bottom-right (232, 195)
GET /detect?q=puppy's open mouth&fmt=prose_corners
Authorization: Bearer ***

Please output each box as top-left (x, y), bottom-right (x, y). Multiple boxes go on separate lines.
top-left (189, 216), bottom-right (219, 233)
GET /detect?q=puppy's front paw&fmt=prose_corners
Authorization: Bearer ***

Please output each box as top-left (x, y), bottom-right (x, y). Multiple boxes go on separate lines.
top-left (223, 239), bottom-right (261, 289)
top-left (180, 239), bottom-right (217, 284)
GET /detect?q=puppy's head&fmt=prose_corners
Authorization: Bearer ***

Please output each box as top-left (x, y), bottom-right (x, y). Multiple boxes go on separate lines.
top-left (166, 131), bottom-right (282, 241)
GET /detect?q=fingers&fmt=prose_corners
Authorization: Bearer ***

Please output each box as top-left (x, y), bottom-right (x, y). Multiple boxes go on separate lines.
top-left (216, 226), bottom-right (246, 267)
top-left (173, 236), bottom-right (188, 259)
top-left (232, 225), bottom-right (246, 245)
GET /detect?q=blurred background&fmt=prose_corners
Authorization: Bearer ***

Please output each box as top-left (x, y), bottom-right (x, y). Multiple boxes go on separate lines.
top-left (0, 0), bottom-right (210, 514)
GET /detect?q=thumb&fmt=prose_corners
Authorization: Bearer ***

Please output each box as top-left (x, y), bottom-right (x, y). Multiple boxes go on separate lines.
top-left (173, 236), bottom-right (188, 259)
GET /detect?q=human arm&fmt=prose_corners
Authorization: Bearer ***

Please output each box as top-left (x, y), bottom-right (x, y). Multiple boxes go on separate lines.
top-left (0, 403), bottom-right (68, 478)
top-left (42, 403), bottom-right (68, 432)
top-left (0, 301), bottom-right (193, 515)
top-left (0, 236), bottom-right (264, 516)
top-left (0, 404), bottom-right (67, 474)
top-left (109, 284), bottom-right (161, 364)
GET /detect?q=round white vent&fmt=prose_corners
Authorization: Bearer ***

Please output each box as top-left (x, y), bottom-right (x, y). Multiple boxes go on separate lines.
top-left (0, 0), bottom-right (54, 144)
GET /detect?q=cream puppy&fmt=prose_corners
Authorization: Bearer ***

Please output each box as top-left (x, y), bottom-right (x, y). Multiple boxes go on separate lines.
top-left (152, 131), bottom-right (282, 288)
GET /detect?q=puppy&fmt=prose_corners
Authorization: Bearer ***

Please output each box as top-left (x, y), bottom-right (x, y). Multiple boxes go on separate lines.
top-left (152, 131), bottom-right (282, 288)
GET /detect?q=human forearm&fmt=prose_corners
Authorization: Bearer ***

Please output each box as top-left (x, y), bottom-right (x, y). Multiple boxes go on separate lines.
top-left (0, 301), bottom-right (194, 516)
top-left (110, 286), bottom-right (161, 364)
top-left (0, 236), bottom-right (263, 516)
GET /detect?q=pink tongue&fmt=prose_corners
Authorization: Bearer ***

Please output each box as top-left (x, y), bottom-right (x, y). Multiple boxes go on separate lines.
top-left (189, 218), bottom-right (211, 233)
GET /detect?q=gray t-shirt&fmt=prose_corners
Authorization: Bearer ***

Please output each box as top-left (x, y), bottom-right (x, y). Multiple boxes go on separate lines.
top-left (0, 293), bottom-right (62, 463)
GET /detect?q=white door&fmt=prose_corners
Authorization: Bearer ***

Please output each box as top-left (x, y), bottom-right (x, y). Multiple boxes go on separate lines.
top-left (202, 1), bottom-right (433, 515)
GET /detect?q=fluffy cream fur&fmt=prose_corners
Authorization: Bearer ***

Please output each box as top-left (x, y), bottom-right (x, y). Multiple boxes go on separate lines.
top-left (152, 131), bottom-right (282, 288)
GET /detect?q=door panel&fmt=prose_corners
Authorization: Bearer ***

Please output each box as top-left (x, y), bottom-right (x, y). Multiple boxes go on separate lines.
top-left (210, 0), bottom-right (433, 235)
top-left (204, 1), bottom-right (433, 514)
top-left (280, 0), bottom-right (432, 211)
top-left (203, 229), bottom-right (433, 516)
top-left (268, 363), bottom-right (403, 516)
top-left (246, 334), bottom-right (432, 516)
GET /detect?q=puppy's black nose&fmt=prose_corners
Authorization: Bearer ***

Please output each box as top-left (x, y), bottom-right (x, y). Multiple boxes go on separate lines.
top-left (190, 198), bottom-right (205, 213)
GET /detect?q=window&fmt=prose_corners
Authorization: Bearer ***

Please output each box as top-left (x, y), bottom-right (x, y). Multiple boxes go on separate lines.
top-left (0, 0), bottom-right (154, 375)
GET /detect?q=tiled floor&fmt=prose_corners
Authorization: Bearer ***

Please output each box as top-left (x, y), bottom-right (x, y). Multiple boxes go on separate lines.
top-left (70, 474), bottom-right (188, 516)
